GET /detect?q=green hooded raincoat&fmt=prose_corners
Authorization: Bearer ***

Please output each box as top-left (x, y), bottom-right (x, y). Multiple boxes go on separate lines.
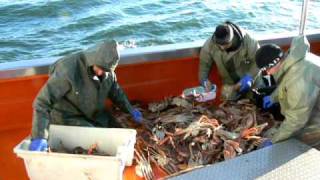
top-left (199, 24), bottom-right (260, 99)
top-left (32, 40), bottom-right (134, 139)
top-left (270, 36), bottom-right (320, 146)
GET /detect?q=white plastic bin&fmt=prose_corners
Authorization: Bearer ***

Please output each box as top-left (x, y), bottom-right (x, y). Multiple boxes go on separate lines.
top-left (182, 84), bottom-right (217, 102)
top-left (14, 125), bottom-right (136, 180)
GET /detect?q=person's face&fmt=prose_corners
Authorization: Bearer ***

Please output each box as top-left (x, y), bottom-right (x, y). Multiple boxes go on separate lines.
top-left (93, 65), bottom-right (105, 77)
top-left (263, 61), bottom-right (282, 75)
top-left (217, 42), bottom-right (232, 51)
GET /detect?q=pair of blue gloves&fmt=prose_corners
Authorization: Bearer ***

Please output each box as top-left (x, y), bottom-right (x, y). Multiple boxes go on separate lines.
top-left (30, 109), bottom-right (143, 152)
top-left (239, 76), bottom-right (275, 109)
top-left (202, 76), bottom-right (275, 109)
top-left (202, 75), bottom-right (253, 93)
top-left (240, 75), bottom-right (275, 109)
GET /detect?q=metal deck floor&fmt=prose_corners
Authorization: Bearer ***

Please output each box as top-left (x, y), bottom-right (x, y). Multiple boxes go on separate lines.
top-left (169, 139), bottom-right (320, 180)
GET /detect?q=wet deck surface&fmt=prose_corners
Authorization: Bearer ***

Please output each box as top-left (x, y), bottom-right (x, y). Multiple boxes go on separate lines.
top-left (169, 139), bottom-right (320, 180)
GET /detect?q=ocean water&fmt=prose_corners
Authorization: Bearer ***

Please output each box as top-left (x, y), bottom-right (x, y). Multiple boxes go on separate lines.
top-left (0, 0), bottom-right (320, 63)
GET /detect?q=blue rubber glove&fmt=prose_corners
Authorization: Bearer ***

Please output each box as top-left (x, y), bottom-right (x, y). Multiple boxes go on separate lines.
top-left (259, 139), bottom-right (273, 149)
top-left (239, 75), bottom-right (253, 93)
top-left (263, 95), bottom-right (274, 109)
top-left (131, 109), bottom-right (143, 124)
top-left (201, 79), bottom-right (212, 92)
top-left (29, 138), bottom-right (48, 151)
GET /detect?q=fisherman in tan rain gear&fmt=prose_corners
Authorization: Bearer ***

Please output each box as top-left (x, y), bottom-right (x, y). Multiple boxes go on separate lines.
top-left (255, 36), bottom-right (320, 148)
top-left (199, 21), bottom-right (260, 99)
top-left (29, 40), bottom-right (143, 151)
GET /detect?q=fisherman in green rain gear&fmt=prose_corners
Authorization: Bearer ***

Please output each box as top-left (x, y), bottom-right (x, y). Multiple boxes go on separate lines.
top-left (255, 36), bottom-right (320, 149)
top-left (29, 40), bottom-right (143, 151)
top-left (199, 21), bottom-right (260, 100)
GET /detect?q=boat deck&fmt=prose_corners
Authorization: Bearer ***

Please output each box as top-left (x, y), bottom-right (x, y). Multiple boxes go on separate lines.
top-left (169, 139), bottom-right (320, 180)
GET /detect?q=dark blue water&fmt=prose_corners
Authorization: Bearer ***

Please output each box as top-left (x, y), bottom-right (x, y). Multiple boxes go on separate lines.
top-left (0, 0), bottom-right (320, 63)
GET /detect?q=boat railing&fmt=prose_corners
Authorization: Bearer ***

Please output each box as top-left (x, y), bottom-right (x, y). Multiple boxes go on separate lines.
top-left (0, 30), bottom-right (320, 79)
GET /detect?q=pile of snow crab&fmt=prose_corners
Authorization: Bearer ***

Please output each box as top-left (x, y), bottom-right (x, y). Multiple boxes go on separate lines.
top-left (113, 97), bottom-right (281, 179)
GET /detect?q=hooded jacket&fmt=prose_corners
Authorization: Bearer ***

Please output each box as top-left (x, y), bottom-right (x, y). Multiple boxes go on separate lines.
top-left (270, 36), bottom-right (320, 145)
top-left (32, 40), bottom-right (134, 139)
top-left (199, 22), bottom-right (260, 99)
